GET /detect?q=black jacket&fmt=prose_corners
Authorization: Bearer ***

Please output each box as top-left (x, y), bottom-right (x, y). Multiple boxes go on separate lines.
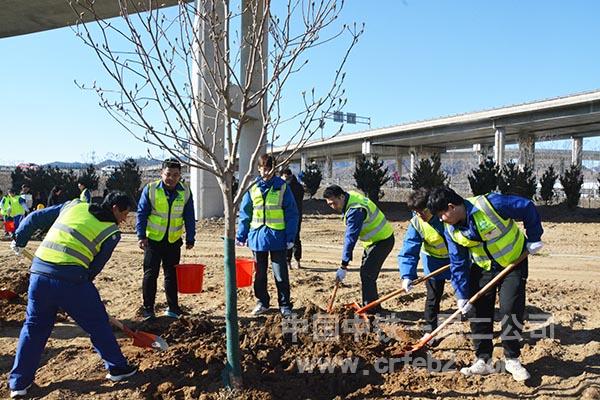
top-left (286, 175), bottom-right (304, 215)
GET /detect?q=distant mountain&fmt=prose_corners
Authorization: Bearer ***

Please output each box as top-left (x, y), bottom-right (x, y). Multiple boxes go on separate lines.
top-left (44, 158), bottom-right (162, 169)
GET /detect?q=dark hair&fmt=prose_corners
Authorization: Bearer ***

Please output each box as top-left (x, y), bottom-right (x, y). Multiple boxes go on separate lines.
top-left (101, 190), bottom-right (133, 212)
top-left (162, 158), bottom-right (182, 171)
top-left (427, 186), bottom-right (465, 214)
top-left (407, 188), bottom-right (430, 210)
top-left (77, 179), bottom-right (87, 187)
top-left (323, 185), bottom-right (345, 199)
top-left (257, 154), bottom-right (274, 169)
top-left (281, 168), bottom-right (293, 176)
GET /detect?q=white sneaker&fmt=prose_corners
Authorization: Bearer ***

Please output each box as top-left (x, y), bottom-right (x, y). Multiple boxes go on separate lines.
top-left (10, 384), bottom-right (31, 398)
top-left (460, 358), bottom-right (495, 376)
top-left (294, 260), bottom-right (301, 269)
top-left (251, 304), bottom-right (269, 316)
top-left (504, 358), bottom-right (531, 381)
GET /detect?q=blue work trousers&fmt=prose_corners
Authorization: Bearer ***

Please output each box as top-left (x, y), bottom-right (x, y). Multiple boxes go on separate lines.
top-left (8, 274), bottom-right (127, 390)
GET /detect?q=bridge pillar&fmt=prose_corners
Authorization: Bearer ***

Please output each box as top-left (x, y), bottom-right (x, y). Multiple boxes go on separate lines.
top-left (518, 133), bottom-right (536, 169)
top-left (409, 148), bottom-right (418, 175)
top-left (300, 152), bottom-right (308, 173)
top-left (571, 137), bottom-right (583, 167)
top-left (494, 127), bottom-right (505, 166)
top-left (324, 155), bottom-right (333, 179)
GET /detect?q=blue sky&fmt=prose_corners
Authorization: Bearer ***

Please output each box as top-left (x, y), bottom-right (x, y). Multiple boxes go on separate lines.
top-left (1, 0), bottom-right (600, 165)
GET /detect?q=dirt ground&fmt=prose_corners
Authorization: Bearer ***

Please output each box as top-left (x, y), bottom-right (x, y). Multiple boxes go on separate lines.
top-left (1, 201), bottom-right (600, 399)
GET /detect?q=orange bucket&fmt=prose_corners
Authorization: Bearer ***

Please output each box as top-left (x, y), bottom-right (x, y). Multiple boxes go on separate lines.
top-left (235, 258), bottom-right (255, 288)
top-left (3, 220), bottom-right (15, 234)
top-left (175, 264), bottom-right (205, 294)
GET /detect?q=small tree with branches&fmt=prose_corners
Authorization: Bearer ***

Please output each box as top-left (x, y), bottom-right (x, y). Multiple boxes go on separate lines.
top-left (302, 162), bottom-right (322, 199)
top-left (560, 164), bottom-right (583, 209)
top-left (105, 158), bottom-right (142, 202)
top-left (72, 0), bottom-right (362, 384)
top-left (539, 165), bottom-right (558, 204)
top-left (410, 153), bottom-right (448, 190)
top-left (468, 156), bottom-right (498, 195)
top-left (79, 164), bottom-right (100, 192)
top-left (498, 161), bottom-right (537, 199)
top-left (354, 154), bottom-right (390, 202)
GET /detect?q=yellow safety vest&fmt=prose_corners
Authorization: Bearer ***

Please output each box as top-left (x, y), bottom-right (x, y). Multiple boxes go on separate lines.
top-left (250, 183), bottom-right (287, 230)
top-left (146, 180), bottom-right (191, 243)
top-left (344, 191), bottom-right (394, 248)
top-left (1, 195), bottom-right (25, 217)
top-left (410, 215), bottom-right (449, 259)
top-left (35, 200), bottom-right (119, 269)
top-left (447, 195), bottom-right (525, 271)
top-left (80, 188), bottom-right (90, 203)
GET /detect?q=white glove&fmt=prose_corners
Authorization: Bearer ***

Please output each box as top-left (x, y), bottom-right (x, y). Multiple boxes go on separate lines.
top-left (402, 278), bottom-right (413, 293)
top-left (235, 240), bottom-right (246, 247)
top-left (10, 240), bottom-right (24, 256)
top-left (526, 241), bottom-right (544, 255)
top-left (286, 242), bottom-right (294, 250)
top-left (335, 267), bottom-right (347, 283)
top-left (457, 298), bottom-right (473, 315)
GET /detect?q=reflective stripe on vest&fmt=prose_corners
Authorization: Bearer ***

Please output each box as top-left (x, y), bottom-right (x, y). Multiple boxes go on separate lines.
top-left (146, 180), bottom-right (190, 243)
top-left (35, 200), bottom-right (119, 269)
top-left (447, 195), bottom-right (525, 271)
top-left (410, 215), bottom-right (449, 259)
top-left (1, 195), bottom-right (25, 217)
top-left (249, 183), bottom-right (286, 230)
top-left (343, 191), bottom-right (394, 248)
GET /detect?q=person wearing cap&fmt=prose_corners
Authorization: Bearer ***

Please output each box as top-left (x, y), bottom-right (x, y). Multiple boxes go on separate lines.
top-left (8, 192), bottom-right (138, 398)
top-left (136, 158), bottom-right (196, 320)
top-left (322, 184), bottom-right (395, 313)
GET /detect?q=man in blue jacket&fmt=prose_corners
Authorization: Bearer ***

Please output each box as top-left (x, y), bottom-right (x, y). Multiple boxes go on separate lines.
top-left (8, 192), bottom-right (137, 398)
top-left (236, 154), bottom-right (299, 317)
top-left (427, 186), bottom-right (544, 382)
top-left (398, 188), bottom-right (450, 337)
top-left (136, 158), bottom-right (196, 320)
top-left (323, 185), bottom-right (395, 312)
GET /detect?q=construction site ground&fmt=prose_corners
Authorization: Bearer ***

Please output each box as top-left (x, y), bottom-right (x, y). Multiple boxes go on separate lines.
top-left (1, 200), bottom-right (599, 399)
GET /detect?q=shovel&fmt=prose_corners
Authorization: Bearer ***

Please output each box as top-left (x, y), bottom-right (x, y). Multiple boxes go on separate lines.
top-left (20, 248), bottom-right (168, 352)
top-left (0, 288), bottom-right (18, 300)
top-left (326, 281), bottom-right (340, 314)
top-left (395, 251), bottom-right (529, 357)
top-left (108, 316), bottom-right (168, 352)
top-left (346, 264), bottom-right (451, 316)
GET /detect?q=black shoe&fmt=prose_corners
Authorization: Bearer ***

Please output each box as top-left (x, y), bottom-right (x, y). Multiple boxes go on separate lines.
top-left (106, 364), bottom-right (137, 382)
top-left (142, 308), bottom-right (155, 321)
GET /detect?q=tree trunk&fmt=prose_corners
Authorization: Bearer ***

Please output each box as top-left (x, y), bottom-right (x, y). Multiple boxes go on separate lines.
top-left (221, 174), bottom-right (242, 387)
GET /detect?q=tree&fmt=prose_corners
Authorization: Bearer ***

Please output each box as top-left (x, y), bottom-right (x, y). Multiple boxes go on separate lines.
top-left (497, 161), bottom-right (537, 199)
top-left (302, 162), bottom-right (322, 199)
top-left (468, 156), bottom-right (498, 196)
top-left (539, 165), bottom-right (558, 204)
top-left (11, 166), bottom-right (79, 202)
top-left (354, 154), bottom-right (390, 202)
top-left (78, 164), bottom-right (100, 191)
top-left (72, 0), bottom-right (362, 385)
top-left (105, 158), bottom-right (142, 202)
top-left (560, 164), bottom-right (583, 209)
top-left (410, 153), bottom-right (448, 190)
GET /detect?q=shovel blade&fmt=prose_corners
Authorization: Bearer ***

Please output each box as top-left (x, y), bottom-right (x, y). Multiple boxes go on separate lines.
top-left (0, 289), bottom-right (17, 300)
top-left (131, 330), bottom-right (169, 352)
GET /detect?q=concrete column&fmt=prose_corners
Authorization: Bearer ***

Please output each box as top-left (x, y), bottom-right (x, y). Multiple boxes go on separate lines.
top-left (361, 140), bottom-right (372, 156)
top-left (324, 155), bottom-right (333, 179)
top-left (300, 152), bottom-right (308, 173)
top-left (395, 155), bottom-right (403, 177)
top-left (518, 133), bottom-right (536, 169)
top-left (238, 0), bottom-right (268, 181)
top-left (572, 137), bottom-right (583, 167)
top-left (494, 127), bottom-right (505, 166)
top-left (190, 1), bottom-right (225, 218)
top-left (409, 148), bottom-right (418, 175)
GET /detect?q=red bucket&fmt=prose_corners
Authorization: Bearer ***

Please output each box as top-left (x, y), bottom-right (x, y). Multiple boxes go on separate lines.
top-left (235, 258), bottom-right (255, 288)
top-left (3, 220), bottom-right (15, 234)
top-left (175, 264), bottom-right (205, 294)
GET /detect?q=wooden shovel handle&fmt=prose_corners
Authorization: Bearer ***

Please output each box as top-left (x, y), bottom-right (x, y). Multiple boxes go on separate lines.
top-left (326, 281), bottom-right (340, 314)
top-left (422, 251), bottom-right (530, 345)
top-left (356, 264), bottom-right (451, 314)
